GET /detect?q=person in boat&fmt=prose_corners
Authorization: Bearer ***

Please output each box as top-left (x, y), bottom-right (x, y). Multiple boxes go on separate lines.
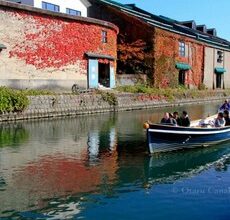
top-left (223, 110), bottom-right (230, 126)
top-left (219, 99), bottom-right (230, 112)
top-left (214, 112), bottom-right (226, 127)
top-left (169, 113), bottom-right (177, 126)
top-left (173, 111), bottom-right (181, 126)
top-left (180, 111), bottom-right (190, 127)
top-left (161, 112), bottom-right (176, 125)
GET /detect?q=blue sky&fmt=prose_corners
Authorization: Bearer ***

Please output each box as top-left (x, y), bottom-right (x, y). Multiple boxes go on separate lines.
top-left (115, 0), bottom-right (230, 40)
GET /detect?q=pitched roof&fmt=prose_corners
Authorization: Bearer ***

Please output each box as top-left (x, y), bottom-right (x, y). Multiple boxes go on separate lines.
top-left (96, 0), bottom-right (230, 50)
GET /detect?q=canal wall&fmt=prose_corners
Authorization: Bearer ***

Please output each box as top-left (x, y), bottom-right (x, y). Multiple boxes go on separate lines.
top-left (0, 93), bottom-right (226, 122)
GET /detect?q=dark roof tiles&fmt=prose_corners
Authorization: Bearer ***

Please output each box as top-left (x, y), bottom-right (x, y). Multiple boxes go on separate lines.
top-left (97, 0), bottom-right (230, 49)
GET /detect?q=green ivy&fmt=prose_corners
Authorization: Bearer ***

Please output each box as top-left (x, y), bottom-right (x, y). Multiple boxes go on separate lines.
top-left (155, 55), bottom-right (178, 88)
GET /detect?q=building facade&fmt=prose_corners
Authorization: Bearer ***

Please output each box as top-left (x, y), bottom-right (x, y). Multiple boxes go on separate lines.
top-left (88, 0), bottom-right (230, 89)
top-left (204, 47), bottom-right (230, 89)
top-left (0, 0), bottom-right (118, 90)
top-left (9, 0), bottom-right (90, 17)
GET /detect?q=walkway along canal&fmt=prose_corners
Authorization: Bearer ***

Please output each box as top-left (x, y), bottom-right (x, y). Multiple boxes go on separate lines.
top-left (1, 101), bottom-right (230, 219)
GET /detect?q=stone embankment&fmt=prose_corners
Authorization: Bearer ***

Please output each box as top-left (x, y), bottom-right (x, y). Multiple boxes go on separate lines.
top-left (0, 93), bottom-right (226, 122)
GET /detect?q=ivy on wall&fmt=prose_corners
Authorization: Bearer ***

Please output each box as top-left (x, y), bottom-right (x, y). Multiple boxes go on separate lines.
top-left (86, 5), bottom-right (205, 89)
top-left (154, 55), bottom-right (178, 88)
top-left (7, 10), bottom-right (117, 69)
top-left (154, 28), bottom-right (204, 88)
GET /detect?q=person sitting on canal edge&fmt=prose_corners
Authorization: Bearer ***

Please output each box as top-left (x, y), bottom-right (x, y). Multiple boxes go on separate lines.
top-left (161, 112), bottom-right (176, 126)
top-left (223, 110), bottom-right (230, 126)
top-left (180, 111), bottom-right (190, 127)
top-left (219, 99), bottom-right (230, 112)
top-left (214, 112), bottom-right (226, 127)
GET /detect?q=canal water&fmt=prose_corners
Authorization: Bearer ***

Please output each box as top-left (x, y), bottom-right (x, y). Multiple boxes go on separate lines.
top-left (0, 102), bottom-right (230, 220)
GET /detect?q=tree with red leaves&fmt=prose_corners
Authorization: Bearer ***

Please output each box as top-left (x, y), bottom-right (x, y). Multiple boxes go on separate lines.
top-left (117, 35), bottom-right (153, 75)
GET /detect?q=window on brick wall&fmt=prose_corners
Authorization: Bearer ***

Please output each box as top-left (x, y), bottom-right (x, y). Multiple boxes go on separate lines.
top-left (102, 31), bottom-right (107, 43)
top-left (179, 41), bottom-right (186, 57)
top-left (66, 8), bottom-right (81, 16)
top-left (217, 50), bottom-right (224, 63)
top-left (42, 1), bottom-right (60, 12)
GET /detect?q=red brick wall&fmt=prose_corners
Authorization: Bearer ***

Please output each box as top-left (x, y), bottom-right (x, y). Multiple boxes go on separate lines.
top-left (154, 28), bottom-right (204, 88)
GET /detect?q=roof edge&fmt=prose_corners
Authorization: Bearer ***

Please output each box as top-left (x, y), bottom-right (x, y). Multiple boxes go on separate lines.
top-left (80, 0), bottom-right (92, 8)
top-left (95, 0), bottom-right (229, 49)
top-left (85, 52), bottom-right (116, 60)
top-left (0, 0), bottom-right (118, 33)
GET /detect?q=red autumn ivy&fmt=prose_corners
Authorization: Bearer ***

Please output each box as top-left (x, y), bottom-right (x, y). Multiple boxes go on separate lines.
top-left (8, 10), bottom-right (117, 69)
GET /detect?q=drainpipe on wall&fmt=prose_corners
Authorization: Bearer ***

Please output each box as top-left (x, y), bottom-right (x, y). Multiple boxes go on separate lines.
top-left (213, 49), bottom-right (215, 90)
top-left (223, 51), bottom-right (225, 89)
top-left (188, 42), bottom-right (190, 89)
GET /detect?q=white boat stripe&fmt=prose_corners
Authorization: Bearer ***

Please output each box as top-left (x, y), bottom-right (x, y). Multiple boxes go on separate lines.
top-left (148, 128), bottom-right (230, 135)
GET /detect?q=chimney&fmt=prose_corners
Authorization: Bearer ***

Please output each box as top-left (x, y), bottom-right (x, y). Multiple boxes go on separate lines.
top-left (196, 25), bottom-right (207, 33)
top-left (207, 28), bottom-right (217, 37)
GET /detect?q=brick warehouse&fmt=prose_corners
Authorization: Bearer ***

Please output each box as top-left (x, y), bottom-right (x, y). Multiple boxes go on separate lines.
top-left (0, 0), bottom-right (118, 90)
top-left (88, 0), bottom-right (230, 89)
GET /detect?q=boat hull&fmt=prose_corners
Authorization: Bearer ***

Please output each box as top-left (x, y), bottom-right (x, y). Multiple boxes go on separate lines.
top-left (147, 124), bottom-right (230, 153)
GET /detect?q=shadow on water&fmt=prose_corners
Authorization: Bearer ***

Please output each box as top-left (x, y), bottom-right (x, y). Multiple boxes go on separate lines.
top-left (0, 101), bottom-right (229, 219)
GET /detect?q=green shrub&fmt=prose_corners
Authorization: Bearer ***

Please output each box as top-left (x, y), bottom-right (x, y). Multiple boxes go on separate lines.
top-left (198, 83), bottom-right (207, 90)
top-left (0, 87), bottom-right (29, 113)
top-left (116, 84), bottom-right (230, 101)
top-left (97, 91), bottom-right (118, 106)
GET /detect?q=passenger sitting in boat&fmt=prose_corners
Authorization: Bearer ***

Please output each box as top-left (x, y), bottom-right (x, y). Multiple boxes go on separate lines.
top-left (169, 113), bottom-right (177, 126)
top-left (219, 99), bottom-right (230, 112)
top-left (214, 112), bottom-right (226, 127)
top-left (160, 112), bottom-right (176, 125)
top-left (173, 111), bottom-right (181, 126)
top-left (224, 110), bottom-right (230, 126)
top-left (180, 111), bottom-right (190, 127)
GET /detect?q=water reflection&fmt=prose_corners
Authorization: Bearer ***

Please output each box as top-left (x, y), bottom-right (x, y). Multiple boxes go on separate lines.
top-left (87, 127), bottom-right (117, 161)
top-left (0, 113), bottom-right (120, 219)
top-left (0, 124), bottom-right (29, 148)
top-left (147, 144), bottom-right (230, 183)
top-left (0, 102), bottom-right (228, 219)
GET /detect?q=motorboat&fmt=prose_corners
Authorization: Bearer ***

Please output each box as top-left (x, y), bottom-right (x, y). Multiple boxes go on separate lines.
top-left (144, 115), bottom-right (230, 154)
